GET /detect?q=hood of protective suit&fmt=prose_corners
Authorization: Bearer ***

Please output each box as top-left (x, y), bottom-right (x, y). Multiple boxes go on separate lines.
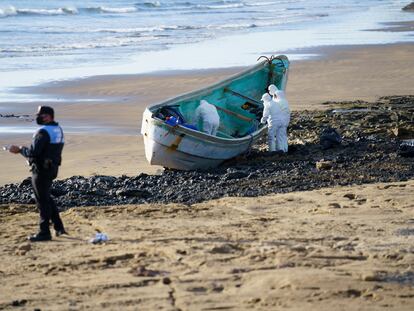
top-left (194, 99), bottom-right (220, 124)
top-left (268, 84), bottom-right (278, 96)
top-left (269, 84), bottom-right (287, 100)
top-left (200, 99), bottom-right (209, 107)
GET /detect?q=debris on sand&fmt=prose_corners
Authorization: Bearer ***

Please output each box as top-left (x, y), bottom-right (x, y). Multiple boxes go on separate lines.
top-left (1, 96), bottom-right (413, 208)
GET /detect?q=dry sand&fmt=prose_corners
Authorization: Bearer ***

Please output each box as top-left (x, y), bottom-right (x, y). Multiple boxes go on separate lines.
top-left (2, 44), bottom-right (414, 185)
top-left (1, 42), bottom-right (413, 310)
top-left (1, 180), bottom-right (413, 310)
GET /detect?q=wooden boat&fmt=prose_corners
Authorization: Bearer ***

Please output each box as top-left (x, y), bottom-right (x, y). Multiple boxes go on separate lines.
top-left (141, 55), bottom-right (290, 170)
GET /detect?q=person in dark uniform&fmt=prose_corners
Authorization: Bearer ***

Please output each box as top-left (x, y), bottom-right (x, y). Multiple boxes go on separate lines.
top-left (9, 106), bottom-right (67, 242)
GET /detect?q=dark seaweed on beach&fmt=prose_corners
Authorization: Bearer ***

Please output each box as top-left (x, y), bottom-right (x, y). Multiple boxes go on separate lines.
top-left (1, 96), bottom-right (413, 209)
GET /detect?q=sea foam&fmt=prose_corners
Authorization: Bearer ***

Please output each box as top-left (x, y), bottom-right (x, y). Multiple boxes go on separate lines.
top-left (0, 5), bottom-right (139, 17)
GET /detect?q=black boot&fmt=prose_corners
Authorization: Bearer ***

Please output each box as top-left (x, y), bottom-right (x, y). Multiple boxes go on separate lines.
top-left (28, 232), bottom-right (52, 242)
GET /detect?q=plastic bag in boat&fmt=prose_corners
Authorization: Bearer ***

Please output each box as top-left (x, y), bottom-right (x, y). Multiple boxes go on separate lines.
top-left (154, 106), bottom-right (186, 124)
top-left (165, 116), bottom-right (179, 126)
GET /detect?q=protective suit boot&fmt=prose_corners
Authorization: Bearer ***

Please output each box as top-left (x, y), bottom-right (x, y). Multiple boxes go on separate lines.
top-left (28, 232), bottom-right (52, 242)
top-left (268, 140), bottom-right (276, 152)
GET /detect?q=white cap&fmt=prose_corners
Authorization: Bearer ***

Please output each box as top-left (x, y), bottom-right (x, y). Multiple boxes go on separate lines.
top-left (261, 93), bottom-right (272, 102)
top-left (200, 99), bottom-right (209, 105)
top-left (268, 84), bottom-right (278, 96)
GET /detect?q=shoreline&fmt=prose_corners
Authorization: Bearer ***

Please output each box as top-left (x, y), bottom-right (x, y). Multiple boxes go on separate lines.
top-left (1, 4), bottom-right (413, 88)
top-left (1, 42), bottom-right (414, 186)
top-left (1, 12), bottom-right (414, 310)
top-left (12, 40), bottom-right (414, 103)
top-left (11, 40), bottom-right (414, 105)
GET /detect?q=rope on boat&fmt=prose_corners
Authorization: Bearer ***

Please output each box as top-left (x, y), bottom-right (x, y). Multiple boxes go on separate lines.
top-left (257, 55), bottom-right (287, 89)
top-left (257, 55), bottom-right (286, 69)
top-left (258, 55), bottom-right (275, 89)
top-left (257, 55), bottom-right (272, 63)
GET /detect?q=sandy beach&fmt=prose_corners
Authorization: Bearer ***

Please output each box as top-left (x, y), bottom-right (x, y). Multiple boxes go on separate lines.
top-left (1, 0), bottom-right (414, 309)
top-left (1, 180), bottom-right (413, 310)
top-left (1, 31), bottom-right (414, 311)
top-left (1, 43), bottom-right (414, 185)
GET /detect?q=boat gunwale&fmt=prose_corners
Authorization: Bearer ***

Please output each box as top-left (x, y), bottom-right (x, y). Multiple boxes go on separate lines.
top-left (144, 55), bottom-right (288, 144)
top-left (148, 59), bottom-right (270, 111)
top-left (149, 115), bottom-right (268, 145)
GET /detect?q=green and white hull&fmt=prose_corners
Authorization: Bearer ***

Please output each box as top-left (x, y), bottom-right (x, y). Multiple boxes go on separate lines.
top-left (141, 55), bottom-right (290, 170)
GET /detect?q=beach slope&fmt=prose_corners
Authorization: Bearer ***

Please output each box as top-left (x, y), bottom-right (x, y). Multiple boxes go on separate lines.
top-left (1, 180), bottom-right (413, 310)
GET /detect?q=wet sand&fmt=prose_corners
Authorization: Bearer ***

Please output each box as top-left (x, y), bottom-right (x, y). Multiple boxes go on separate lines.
top-left (1, 43), bottom-right (414, 185)
top-left (0, 41), bottom-right (413, 310)
top-left (1, 180), bottom-right (413, 310)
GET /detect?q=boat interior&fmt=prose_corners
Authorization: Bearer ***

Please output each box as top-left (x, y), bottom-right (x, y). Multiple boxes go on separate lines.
top-left (152, 58), bottom-right (287, 139)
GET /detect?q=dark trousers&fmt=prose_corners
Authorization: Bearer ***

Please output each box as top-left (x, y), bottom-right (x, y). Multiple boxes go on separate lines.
top-left (31, 172), bottom-right (64, 235)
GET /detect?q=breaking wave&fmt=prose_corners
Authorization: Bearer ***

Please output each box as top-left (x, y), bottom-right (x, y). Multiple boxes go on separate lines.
top-left (0, 6), bottom-right (78, 17)
top-left (0, 6), bottom-right (17, 17)
top-left (0, 5), bottom-right (138, 18)
top-left (136, 1), bottom-right (162, 8)
top-left (0, 36), bottom-right (158, 54)
top-left (195, 2), bottom-right (245, 10)
top-left (0, 1), bottom-right (292, 19)
top-left (93, 25), bottom-right (201, 34)
top-left (83, 6), bottom-right (138, 14)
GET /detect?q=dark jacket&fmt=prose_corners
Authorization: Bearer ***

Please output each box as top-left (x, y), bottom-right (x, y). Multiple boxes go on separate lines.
top-left (20, 122), bottom-right (64, 177)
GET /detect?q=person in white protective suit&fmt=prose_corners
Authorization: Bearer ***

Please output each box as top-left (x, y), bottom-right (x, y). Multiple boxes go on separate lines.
top-left (260, 93), bottom-right (288, 153)
top-left (268, 84), bottom-right (291, 152)
top-left (194, 100), bottom-right (220, 136)
top-left (268, 84), bottom-right (290, 120)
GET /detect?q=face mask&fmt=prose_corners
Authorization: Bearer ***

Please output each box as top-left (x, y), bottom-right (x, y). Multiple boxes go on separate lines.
top-left (36, 115), bottom-right (44, 125)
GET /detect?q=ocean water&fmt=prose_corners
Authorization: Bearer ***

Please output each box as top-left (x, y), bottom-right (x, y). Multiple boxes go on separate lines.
top-left (0, 0), bottom-right (413, 93)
